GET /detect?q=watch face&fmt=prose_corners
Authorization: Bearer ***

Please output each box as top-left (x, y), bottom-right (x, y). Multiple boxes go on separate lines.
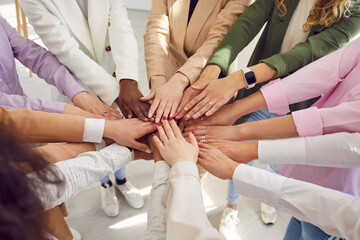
top-left (245, 71), bottom-right (256, 85)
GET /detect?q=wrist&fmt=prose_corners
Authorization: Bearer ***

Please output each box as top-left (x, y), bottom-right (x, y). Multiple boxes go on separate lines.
top-left (103, 120), bottom-right (115, 140)
top-left (204, 64), bottom-right (222, 76)
top-left (226, 161), bottom-right (239, 180)
top-left (171, 72), bottom-right (190, 89)
top-left (229, 71), bottom-right (246, 91)
top-left (150, 75), bottom-right (167, 90)
top-left (120, 79), bottom-right (137, 86)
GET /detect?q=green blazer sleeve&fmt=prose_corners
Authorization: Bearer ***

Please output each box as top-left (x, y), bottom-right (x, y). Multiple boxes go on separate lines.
top-left (262, 2), bottom-right (360, 78)
top-left (208, 0), bottom-right (275, 75)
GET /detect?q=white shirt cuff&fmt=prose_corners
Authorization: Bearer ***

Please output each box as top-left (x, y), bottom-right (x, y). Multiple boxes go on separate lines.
top-left (83, 118), bottom-right (105, 143)
top-left (258, 138), bottom-right (306, 165)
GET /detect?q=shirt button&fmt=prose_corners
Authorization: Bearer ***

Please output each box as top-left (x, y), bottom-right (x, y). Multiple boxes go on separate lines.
top-left (112, 72), bottom-right (116, 78)
top-left (108, 22), bottom-right (111, 27)
top-left (106, 46), bottom-right (111, 52)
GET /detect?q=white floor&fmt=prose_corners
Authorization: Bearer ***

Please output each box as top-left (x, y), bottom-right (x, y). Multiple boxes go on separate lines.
top-left (0, 3), bottom-right (291, 240)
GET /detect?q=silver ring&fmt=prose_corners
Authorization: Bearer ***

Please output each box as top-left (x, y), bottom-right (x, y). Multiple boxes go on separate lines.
top-left (103, 110), bottom-right (107, 115)
top-left (201, 135), bottom-right (206, 141)
top-left (201, 116), bottom-right (205, 121)
top-left (161, 137), bottom-right (168, 142)
top-left (208, 101), bottom-right (213, 107)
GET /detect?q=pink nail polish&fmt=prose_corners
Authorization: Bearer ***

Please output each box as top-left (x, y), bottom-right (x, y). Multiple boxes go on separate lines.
top-left (152, 133), bottom-right (156, 137)
top-left (157, 122), bottom-right (161, 126)
top-left (169, 117), bottom-right (173, 121)
top-left (191, 130), bottom-right (195, 135)
top-left (162, 116), bottom-right (167, 120)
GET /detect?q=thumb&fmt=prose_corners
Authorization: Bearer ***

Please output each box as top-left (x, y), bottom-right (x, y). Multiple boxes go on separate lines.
top-left (130, 141), bottom-right (152, 153)
top-left (191, 82), bottom-right (209, 91)
top-left (141, 92), bottom-right (155, 102)
top-left (189, 130), bottom-right (198, 147)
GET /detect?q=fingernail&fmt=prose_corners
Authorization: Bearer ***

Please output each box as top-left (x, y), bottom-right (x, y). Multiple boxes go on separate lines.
top-left (191, 130), bottom-right (194, 135)
top-left (145, 149), bottom-right (152, 154)
top-left (169, 117), bottom-right (173, 121)
top-left (185, 115), bottom-right (190, 119)
top-left (157, 122), bottom-right (161, 126)
top-left (152, 133), bottom-right (155, 137)
top-left (175, 116), bottom-right (179, 119)
top-left (162, 116), bottom-right (167, 120)
top-left (148, 114), bottom-right (152, 118)
top-left (184, 107), bottom-right (188, 111)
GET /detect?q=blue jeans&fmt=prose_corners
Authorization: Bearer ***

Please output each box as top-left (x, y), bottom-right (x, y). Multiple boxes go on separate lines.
top-left (100, 167), bottom-right (126, 184)
top-left (227, 108), bottom-right (280, 205)
top-left (284, 217), bottom-right (344, 240)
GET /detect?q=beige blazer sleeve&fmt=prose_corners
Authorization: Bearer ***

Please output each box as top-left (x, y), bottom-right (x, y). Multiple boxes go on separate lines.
top-left (144, 0), bottom-right (169, 81)
top-left (0, 106), bottom-right (85, 143)
top-left (178, 0), bottom-right (248, 83)
top-left (163, 161), bottom-right (223, 240)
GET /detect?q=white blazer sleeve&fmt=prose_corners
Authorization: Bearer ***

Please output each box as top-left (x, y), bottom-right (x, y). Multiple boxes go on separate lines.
top-left (28, 144), bottom-right (131, 210)
top-left (259, 132), bottom-right (360, 168)
top-left (233, 164), bottom-right (360, 239)
top-left (163, 161), bottom-right (223, 240)
top-left (108, 0), bottom-right (139, 82)
top-left (19, 0), bottom-right (119, 106)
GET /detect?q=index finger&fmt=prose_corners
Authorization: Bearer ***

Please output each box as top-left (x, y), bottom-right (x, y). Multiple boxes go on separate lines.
top-left (169, 117), bottom-right (182, 138)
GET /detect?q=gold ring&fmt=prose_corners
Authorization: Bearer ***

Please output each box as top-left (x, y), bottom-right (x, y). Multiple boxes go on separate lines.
top-left (208, 101), bottom-right (213, 107)
top-left (201, 135), bottom-right (206, 141)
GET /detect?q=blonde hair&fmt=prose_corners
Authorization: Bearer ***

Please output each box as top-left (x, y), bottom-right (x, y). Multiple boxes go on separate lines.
top-left (277, 0), bottom-right (353, 31)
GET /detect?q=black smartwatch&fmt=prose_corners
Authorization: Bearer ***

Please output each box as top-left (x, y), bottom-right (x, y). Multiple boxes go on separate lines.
top-left (242, 68), bottom-right (256, 89)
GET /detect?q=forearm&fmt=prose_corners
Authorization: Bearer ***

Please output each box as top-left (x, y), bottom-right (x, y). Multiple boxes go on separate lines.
top-left (227, 91), bottom-right (268, 122)
top-left (235, 115), bottom-right (298, 141)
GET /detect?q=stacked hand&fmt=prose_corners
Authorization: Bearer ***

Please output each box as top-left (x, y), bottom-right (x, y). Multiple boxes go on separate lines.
top-left (141, 73), bottom-right (189, 123)
top-left (183, 125), bottom-right (237, 142)
top-left (116, 79), bottom-right (151, 121)
top-left (104, 118), bottom-right (157, 153)
top-left (72, 91), bottom-right (122, 119)
top-left (152, 117), bottom-right (198, 166)
top-left (198, 143), bottom-right (239, 180)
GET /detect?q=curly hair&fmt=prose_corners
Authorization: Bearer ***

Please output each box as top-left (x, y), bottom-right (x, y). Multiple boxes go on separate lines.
top-left (277, 0), bottom-right (353, 31)
top-left (0, 124), bottom-right (62, 240)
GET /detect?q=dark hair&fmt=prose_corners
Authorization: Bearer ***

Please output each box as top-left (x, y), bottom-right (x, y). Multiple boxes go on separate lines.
top-left (0, 123), bottom-right (62, 240)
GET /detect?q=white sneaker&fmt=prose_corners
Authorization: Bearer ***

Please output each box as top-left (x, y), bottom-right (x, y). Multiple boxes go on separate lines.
top-left (69, 228), bottom-right (82, 240)
top-left (260, 202), bottom-right (277, 224)
top-left (100, 183), bottom-right (120, 217)
top-left (219, 207), bottom-right (241, 240)
top-left (116, 180), bottom-right (144, 209)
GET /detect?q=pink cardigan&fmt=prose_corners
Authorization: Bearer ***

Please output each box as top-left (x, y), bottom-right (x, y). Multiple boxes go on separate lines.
top-left (260, 37), bottom-right (360, 196)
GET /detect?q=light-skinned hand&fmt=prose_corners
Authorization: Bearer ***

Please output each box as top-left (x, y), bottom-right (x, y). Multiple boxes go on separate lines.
top-left (63, 104), bottom-right (102, 118)
top-left (175, 66), bottom-right (219, 119)
top-left (201, 140), bottom-right (258, 164)
top-left (103, 119), bottom-right (156, 153)
top-left (198, 143), bottom-right (239, 180)
top-left (152, 117), bottom-right (198, 167)
top-left (142, 73), bottom-right (189, 123)
top-left (185, 103), bottom-right (238, 127)
top-left (72, 91), bottom-right (122, 119)
top-left (183, 125), bottom-right (238, 142)
top-left (184, 74), bottom-right (245, 120)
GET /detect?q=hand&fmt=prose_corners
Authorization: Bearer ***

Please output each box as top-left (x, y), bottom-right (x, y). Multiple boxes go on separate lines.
top-left (116, 79), bottom-right (151, 121)
top-left (63, 104), bottom-right (102, 118)
top-left (134, 150), bottom-right (153, 160)
top-left (103, 119), bottom-right (156, 152)
top-left (183, 125), bottom-right (238, 142)
top-left (185, 104), bottom-right (238, 127)
top-left (142, 73), bottom-right (189, 123)
top-left (184, 73), bottom-right (245, 120)
top-left (72, 91), bottom-right (122, 119)
top-left (198, 143), bottom-right (239, 180)
top-left (175, 66), bottom-right (219, 120)
top-left (152, 118), bottom-right (198, 167)
top-left (201, 140), bottom-right (258, 164)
